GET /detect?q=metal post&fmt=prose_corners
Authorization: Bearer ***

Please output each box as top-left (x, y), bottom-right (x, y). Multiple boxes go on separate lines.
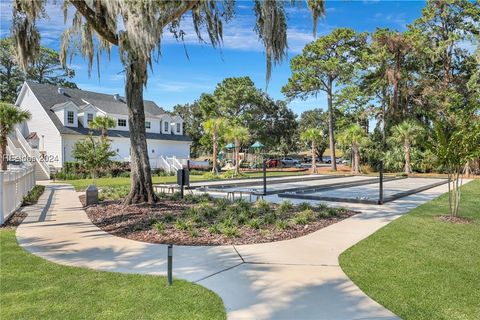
top-left (263, 159), bottom-right (267, 196)
top-left (167, 244), bottom-right (173, 286)
top-left (378, 161), bottom-right (384, 205)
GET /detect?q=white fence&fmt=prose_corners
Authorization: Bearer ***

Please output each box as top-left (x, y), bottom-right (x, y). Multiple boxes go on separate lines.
top-left (0, 165), bottom-right (35, 225)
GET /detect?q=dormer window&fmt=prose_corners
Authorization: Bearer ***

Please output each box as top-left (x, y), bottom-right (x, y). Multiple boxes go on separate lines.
top-left (176, 123), bottom-right (181, 133)
top-left (145, 121), bottom-right (151, 129)
top-left (67, 111), bottom-right (75, 124)
top-left (118, 119), bottom-right (127, 127)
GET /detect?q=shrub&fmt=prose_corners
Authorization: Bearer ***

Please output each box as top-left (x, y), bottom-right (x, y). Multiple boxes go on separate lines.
top-left (174, 219), bottom-right (192, 231)
top-left (22, 185), bottom-right (45, 205)
top-left (153, 222), bottom-right (166, 234)
top-left (298, 202), bottom-right (313, 211)
top-left (196, 203), bottom-right (218, 220)
top-left (234, 198), bottom-right (252, 212)
top-left (208, 223), bottom-right (222, 234)
top-left (222, 226), bottom-right (240, 238)
top-left (277, 200), bottom-right (293, 214)
top-left (317, 203), bottom-right (328, 211)
top-left (214, 197), bottom-right (230, 210)
top-left (188, 228), bottom-right (200, 237)
top-left (255, 199), bottom-right (271, 215)
top-left (247, 218), bottom-right (261, 229)
top-left (162, 213), bottom-right (175, 223)
top-left (148, 217), bottom-right (159, 226)
top-left (262, 211), bottom-right (278, 225)
top-left (293, 209), bottom-right (314, 225)
top-left (275, 220), bottom-right (289, 230)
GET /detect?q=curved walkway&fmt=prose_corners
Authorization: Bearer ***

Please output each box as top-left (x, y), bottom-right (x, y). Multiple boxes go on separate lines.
top-left (17, 181), bottom-right (452, 319)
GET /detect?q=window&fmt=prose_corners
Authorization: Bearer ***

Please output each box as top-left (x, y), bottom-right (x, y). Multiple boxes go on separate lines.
top-left (118, 119), bottom-right (127, 127)
top-left (145, 121), bottom-right (151, 129)
top-left (67, 111), bottom-right (74, 124)
top-left (164, 121), bottom-right (169, 132)
top-left (87, 113), bottom-right (94, 125)
top-left (176, 123), bottom-right (181, 133)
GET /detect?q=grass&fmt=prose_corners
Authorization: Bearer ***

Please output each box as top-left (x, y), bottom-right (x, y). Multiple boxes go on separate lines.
top-left (65, 171), bottom-right (307, 191)
top-left (0, 229), bottom-right (226, 320)
top-left (340, 180), bottom-right (480, 320)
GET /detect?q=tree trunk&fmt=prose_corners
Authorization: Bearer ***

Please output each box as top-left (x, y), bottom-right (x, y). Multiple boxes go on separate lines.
top-left (353, 144), bottom-right (360, 174)
top-left (327, 77), bottom-right (337, 171)
top-left (234, 139), bottom-right (240, 176)
top-left (212, 131), bottom-right (218, 174)
top-left (404, 139), bottom-right (412, 175)
top-left (123, 58), bottom-right (157, 205)
top-left (311, 141), bottom-right (317, 174)
top-left (0, 134), bottom-right (7, 171)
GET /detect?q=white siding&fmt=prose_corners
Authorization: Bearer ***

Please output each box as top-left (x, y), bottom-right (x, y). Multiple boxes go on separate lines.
top-left (62, 134), bottom-right (191, 168)
top-left (17, 84), bottom-right (63, 167)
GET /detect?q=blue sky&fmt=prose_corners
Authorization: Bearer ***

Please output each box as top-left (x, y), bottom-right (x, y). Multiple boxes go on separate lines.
top-left (0, 1), bottom-right (427, 115)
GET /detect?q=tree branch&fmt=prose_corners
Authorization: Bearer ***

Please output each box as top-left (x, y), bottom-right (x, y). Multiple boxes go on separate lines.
top-left (70, 0), bottom-right (119, 45)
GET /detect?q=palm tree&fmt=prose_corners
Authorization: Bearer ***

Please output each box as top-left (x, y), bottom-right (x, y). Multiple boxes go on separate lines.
top-left (203, 117), bottom-right (227, 174)
top-left (89, 116), bottom-right (116, 140)
top-left (224, 125), bottom-right (250, 176)
top-left (0, 103), bottom-right (31, 170)
top-left (338, 124), bottom-right (368, 174)
top-left (389, 120), bottom-right (423, 175)
top-left (300, 128), bottom-right (323, 174)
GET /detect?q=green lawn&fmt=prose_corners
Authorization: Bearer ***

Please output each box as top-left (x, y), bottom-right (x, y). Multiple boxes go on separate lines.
top-left (340, 180), bottom-right (480, 320)
top-left (64, 171), bottom-right (307, 191)
top-left (0, 229), bottom-right (225, 320)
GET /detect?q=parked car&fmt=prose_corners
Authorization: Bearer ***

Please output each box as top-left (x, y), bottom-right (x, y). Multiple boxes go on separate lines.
top-left (280, 157), bottom-right (301, 167)
top-left (266, 158), bottom-right (280, 168)
top-left (322, 156), bottom-right (341, 164)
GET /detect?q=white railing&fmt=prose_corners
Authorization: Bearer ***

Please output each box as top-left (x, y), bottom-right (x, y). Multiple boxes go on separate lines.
top-left (158, 155), bottom-right (172, 173)
top-left (166, 156), bottom-right (183, 171)
top-left (0, 165), bottom-right (35, 225)
top-left (15, 128), bottom-right (50, 179)
top-left (7, 137), bottom-right (23, 157)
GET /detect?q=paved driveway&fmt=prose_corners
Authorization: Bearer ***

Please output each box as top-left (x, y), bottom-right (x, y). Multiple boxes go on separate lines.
top-left (16, 181), bottom-right (454, 319)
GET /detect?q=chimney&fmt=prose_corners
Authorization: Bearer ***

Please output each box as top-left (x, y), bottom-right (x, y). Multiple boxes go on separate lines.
top-left (57, 87), bottom-right (65, 95)
top-left (113, 93), bottom-right (120, 101)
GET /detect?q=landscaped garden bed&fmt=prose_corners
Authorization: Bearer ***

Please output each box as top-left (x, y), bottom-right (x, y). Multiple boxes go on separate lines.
top-left (85, 187), bottom-right (356, 245)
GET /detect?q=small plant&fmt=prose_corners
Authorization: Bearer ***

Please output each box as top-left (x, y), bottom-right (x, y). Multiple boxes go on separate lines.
top-left (293, 209), bottom-right (314, 225)
top-left (222, 226), bottom-right (240, 237)
top-left (317, 210), bottom-right (330, 219)
top-left (262, 211), bottom-right (278, 225)
top-left (188, 228), bottom-right (200, 237)
top-left (156, 191), bottom-right (168, 199)
top-left (196, 203), bottom-right (218, 220)
top-left (174, 219), bottom-right (192, 231)
top-left (317, 203), bottom-right (328, 211)
top-left (237, 212), bottom-right (250, 224)
top-left (153, 221), bottom-right (166, 234)
top-left (214, 197), bottom-right (230, 210)
top-left (277, 200), bottom-right (293, 214)
top-left (170, 191), bottom-right (182, 200)
top-left (255, 199), bottom-right (271, 214)
top-left (148, 217), bottom-right (159, 226)
top-left (327, 207), bottom-right (339, 217)
top-left (275, 220), bottom-right (289, 230)
top-left (22, 185), bottom-right (45, 205)
top-left (247, 218), bottom-right (261, 229)
top-left (208, 223), bottom-right (222, 234)
top-left (235, 198), bottom-right (252, 212)
top-left (298, 202), bottom-right (313, 211)
top-left (162, 213), bottom-right (175, 223)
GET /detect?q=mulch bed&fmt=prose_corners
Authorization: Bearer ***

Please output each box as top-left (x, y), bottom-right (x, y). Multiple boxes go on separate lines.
top-left (0, 211), bottom-right (28, 229)
top-left (435, 215), bottom-right (472, 225)
top-left (85, 199), bottom-right (357, 246)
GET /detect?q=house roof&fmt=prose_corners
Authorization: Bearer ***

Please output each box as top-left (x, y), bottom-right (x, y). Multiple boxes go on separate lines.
top-left (24, 81), bottom-right (191, 142)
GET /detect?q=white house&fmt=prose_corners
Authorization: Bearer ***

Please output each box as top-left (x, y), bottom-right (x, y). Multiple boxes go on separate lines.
top-left (10, 81), bottom-right (191, 179)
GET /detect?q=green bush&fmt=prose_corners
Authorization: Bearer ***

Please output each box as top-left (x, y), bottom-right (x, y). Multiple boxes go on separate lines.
top-left (247, 218), bottom-right (262, 229)
top-left (275, 220), bottom-right (289, 230)
top-left (293, 209), bottom-right (314, 225)
top-left (153, 222), bottom-right (166, 234)
top-left (174, 219), bottom-right (193, 231)
top-left (278, 200), bottom-right (293, 214)
top-left (222, 226), bottom-right (240, 237)
top-left (298, 202), bottom-right (313, 211)
top-left (208, 223), bottom-right (222, 234)
top-left (255, 199), bottom-right (271, 215)
top-left (22, 185), bottom-right (45, 205)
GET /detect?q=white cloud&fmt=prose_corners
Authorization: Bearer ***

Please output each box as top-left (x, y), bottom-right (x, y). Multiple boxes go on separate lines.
top-left (153, 80), bottom-right (213, 93)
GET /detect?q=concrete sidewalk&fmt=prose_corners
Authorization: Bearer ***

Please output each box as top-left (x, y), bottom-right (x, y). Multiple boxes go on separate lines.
top-left (16, 181), bottom-right (454, 319)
